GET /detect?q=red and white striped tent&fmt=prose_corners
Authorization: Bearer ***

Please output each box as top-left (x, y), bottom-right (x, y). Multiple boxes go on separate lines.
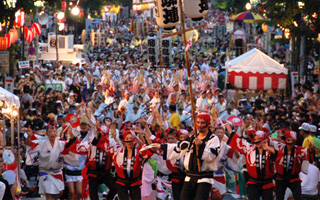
top-left (228, 48), bottom-right (288, 90)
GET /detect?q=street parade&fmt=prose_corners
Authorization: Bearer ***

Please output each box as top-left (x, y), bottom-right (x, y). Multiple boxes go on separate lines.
top-left (0, 0), bottom-right (319, 199)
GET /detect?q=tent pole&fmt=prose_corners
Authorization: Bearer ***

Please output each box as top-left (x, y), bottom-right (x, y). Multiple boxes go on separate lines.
top-left (17, 115), bottom-right (21, 184)
top-left (10, 117), bottom-right (14, 151)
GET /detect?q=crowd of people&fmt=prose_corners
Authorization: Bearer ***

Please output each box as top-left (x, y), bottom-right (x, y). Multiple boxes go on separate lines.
top-left (0, 5), bottom-right (319, 200)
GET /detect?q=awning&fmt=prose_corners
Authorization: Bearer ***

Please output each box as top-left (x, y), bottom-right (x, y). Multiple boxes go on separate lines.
top-left (0, 87), bottom-right (20, 108)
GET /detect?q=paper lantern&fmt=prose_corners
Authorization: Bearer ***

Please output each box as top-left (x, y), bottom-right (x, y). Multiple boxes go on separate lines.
top-left (5, 34), bottom-right (11, 48)
top-left (27, 31), bottom-right (33, 43)
top-left (30, 27), bottom-right (36, 40)
top-left (24, 26), bottom-right (30, 41)
top-left (62, 1), bottom-right (66, 10)
top-left (9, 29), bottom-right (18, 44)
top-left (32, 23), bottom-right (42, 35)
top-left (14, 9), bottom-right (25, 27)
top-left (183, 0), bottom-right (209, 21)
top-left (185, 29), bottom-right (199, 43)
top-left (0, 37), bottom-right (9, 51)
top-left (154, 0), bottom-right (180, 30)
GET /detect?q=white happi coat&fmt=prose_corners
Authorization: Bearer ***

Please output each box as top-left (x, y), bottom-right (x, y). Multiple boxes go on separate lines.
top-left (29, 136), bottom-right (78, 194)
top-left (161, 132), bottom-right (220, 184)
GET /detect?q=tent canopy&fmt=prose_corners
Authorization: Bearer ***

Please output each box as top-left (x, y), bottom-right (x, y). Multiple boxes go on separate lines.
top-left (228, 48), bottom-right (287, 75)
top-left (0, 87), bottom-right (20, 108)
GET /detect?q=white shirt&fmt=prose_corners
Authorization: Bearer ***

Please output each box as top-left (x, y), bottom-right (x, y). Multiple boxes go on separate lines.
top-left (65, 77), bottom-right (73, 87)
top-left (79, 75), bottom-right (90, 89)
top-left (215, 101), bottom-right (227, 114)
top-left (104, 96), bottom-right (114, 105)
top-left (300, 163), bottom-right (320, 195)
top-left (207, 97), bottom-right (218, 107)
top-left (233, 29), bottom-right (246, 42)
top-left (150, 97), bottom-right (160, 110)
top-left (118, 99), bottom-right (129, 111)
top-left (126, 110), bottom-right (142, 123)
top-left (196, 97), bottom-right (208, 112)
top-left (201, 62), bottom-right (210, 73)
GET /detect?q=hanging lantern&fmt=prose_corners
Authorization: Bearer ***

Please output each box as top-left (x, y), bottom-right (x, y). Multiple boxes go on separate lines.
top-left (14, 9), bottom-right (25, 27)
top-left (80, 9), bottom-right (84, 18)
top-left (30, 27), bottom-right (36, 40)
top-left (0, 37), bottom-right (9, 51)
top-left (154, 0), bottom-right (180, 30)
top-left (5, 34), bottom-right (11, 48)
top-left (24, 26), bottom-right (33, 42)
top-left (32, 23), bottom-right (42, 35)
top-left (9, 29), bottom-right (18, 44)
top-left (183, 0), bottom-right (209, 21)
top-left (26, 29), bottom-right (33, 43)
top-left (62, 1), bottom-right (66, 10)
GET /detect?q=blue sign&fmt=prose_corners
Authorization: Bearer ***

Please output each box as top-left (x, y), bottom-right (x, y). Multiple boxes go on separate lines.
top-left (28, 47), bottom-right (36, 55)
top-left (275, 28), bottom-right (282, 35)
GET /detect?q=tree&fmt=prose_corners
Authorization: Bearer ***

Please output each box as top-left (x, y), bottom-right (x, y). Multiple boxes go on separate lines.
top-left (212, 0), bottom-right (246, 14)
top-left (263, 0), bottom-right (320, 36)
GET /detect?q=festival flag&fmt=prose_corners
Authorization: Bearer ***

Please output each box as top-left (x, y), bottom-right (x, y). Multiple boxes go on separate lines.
top-left (185, 30), bottom-right (195, 52)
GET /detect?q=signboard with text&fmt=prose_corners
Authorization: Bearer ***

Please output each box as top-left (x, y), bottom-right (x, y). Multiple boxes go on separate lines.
top-left (0, 51), bottom-right (9, 68)
top-left (18, 61), bottom-right (30, 69)
top-left (5, 77), bottom-right (14, 93)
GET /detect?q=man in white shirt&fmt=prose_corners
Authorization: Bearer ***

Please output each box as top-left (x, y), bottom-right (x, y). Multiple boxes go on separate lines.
top-left (201, 58), bottom-right (210, 73)
top-left (104, 89), bottom-right (114, 105)
top-left (300, 163), bottom-right (320, 199)
top-left (118, 91), bottom-right (130, 112)
top-left (167, 83), bottom-right (180, 105)
top-left (215, 93), bottom-right (227, 115)
top-left (126, 103), bottom-right (141, 123)
top-left (150, 91), bottom-right (161, 110)
top-left (209, 67), bottom-right (218, 86)
top-left (138, 87), bottom-right (150, 104)
top-left (233, 23), bottom-right (246, 56)
top-left (64, 72), bottom-right (73, 88)
top-left (196, 90), bottom-right (209, 113)
top-left (219, 104), bottom-right (233, 121)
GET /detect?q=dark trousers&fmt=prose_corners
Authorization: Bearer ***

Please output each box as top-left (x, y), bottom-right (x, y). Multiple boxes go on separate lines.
top-left (180, 181), bottom-right (212, 200)
top-left (276, 179), bottom-right (301, 200)
top-left (247, 184), bottom-right (273, 200)
top-left (301, 194), bottom-right (318, 200)
top-left (235, 39), bottom-right (244, 56)
top-left (172, 181), bottom-right (184, 200)
top-left (116, 184), bottom-right (141, 200)
top-left (88, 171), bottom-right (117, 200)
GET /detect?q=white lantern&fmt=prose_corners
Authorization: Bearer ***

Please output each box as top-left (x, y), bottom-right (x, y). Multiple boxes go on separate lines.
top-left (154, 0), bottom-right (180, 30)
top-left (183, 0), bottom-right (209, 21)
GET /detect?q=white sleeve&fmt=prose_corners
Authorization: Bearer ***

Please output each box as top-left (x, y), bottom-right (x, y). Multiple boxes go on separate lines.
top-left (202, 136), bottom-right (220, 162)
top-left (161, 142), bottom-right (188, 160)
top-left (2, 170), bottom-right (15, 185)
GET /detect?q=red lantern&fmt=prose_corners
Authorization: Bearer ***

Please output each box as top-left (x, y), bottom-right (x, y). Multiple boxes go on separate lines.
top-left (62, 1), bottom-right (67, 10)
top-left (0, 37), bottom-right (9, 51)
top-left (5, 34), bottom-right (11, 48)
top-left (24, 26), bottom-right (30, 41)
top-left (80, 9), bottom-right (84, 18)
top-left (15, 9), bottom-right (25, 27)
top-left (26, 28), bottom-right (33, 43)
top-left (31, 27), bottom-right (36, 40)
top-left (32, 23), bottom-right (42, 35)
top-left (9, 29), bottom-right (18, 44)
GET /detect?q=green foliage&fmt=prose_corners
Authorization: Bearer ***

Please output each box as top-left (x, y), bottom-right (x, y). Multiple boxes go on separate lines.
top-left (212, 0), bottom-right (246, 14)
top-left (263, 0), bottom-right (320, 36)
